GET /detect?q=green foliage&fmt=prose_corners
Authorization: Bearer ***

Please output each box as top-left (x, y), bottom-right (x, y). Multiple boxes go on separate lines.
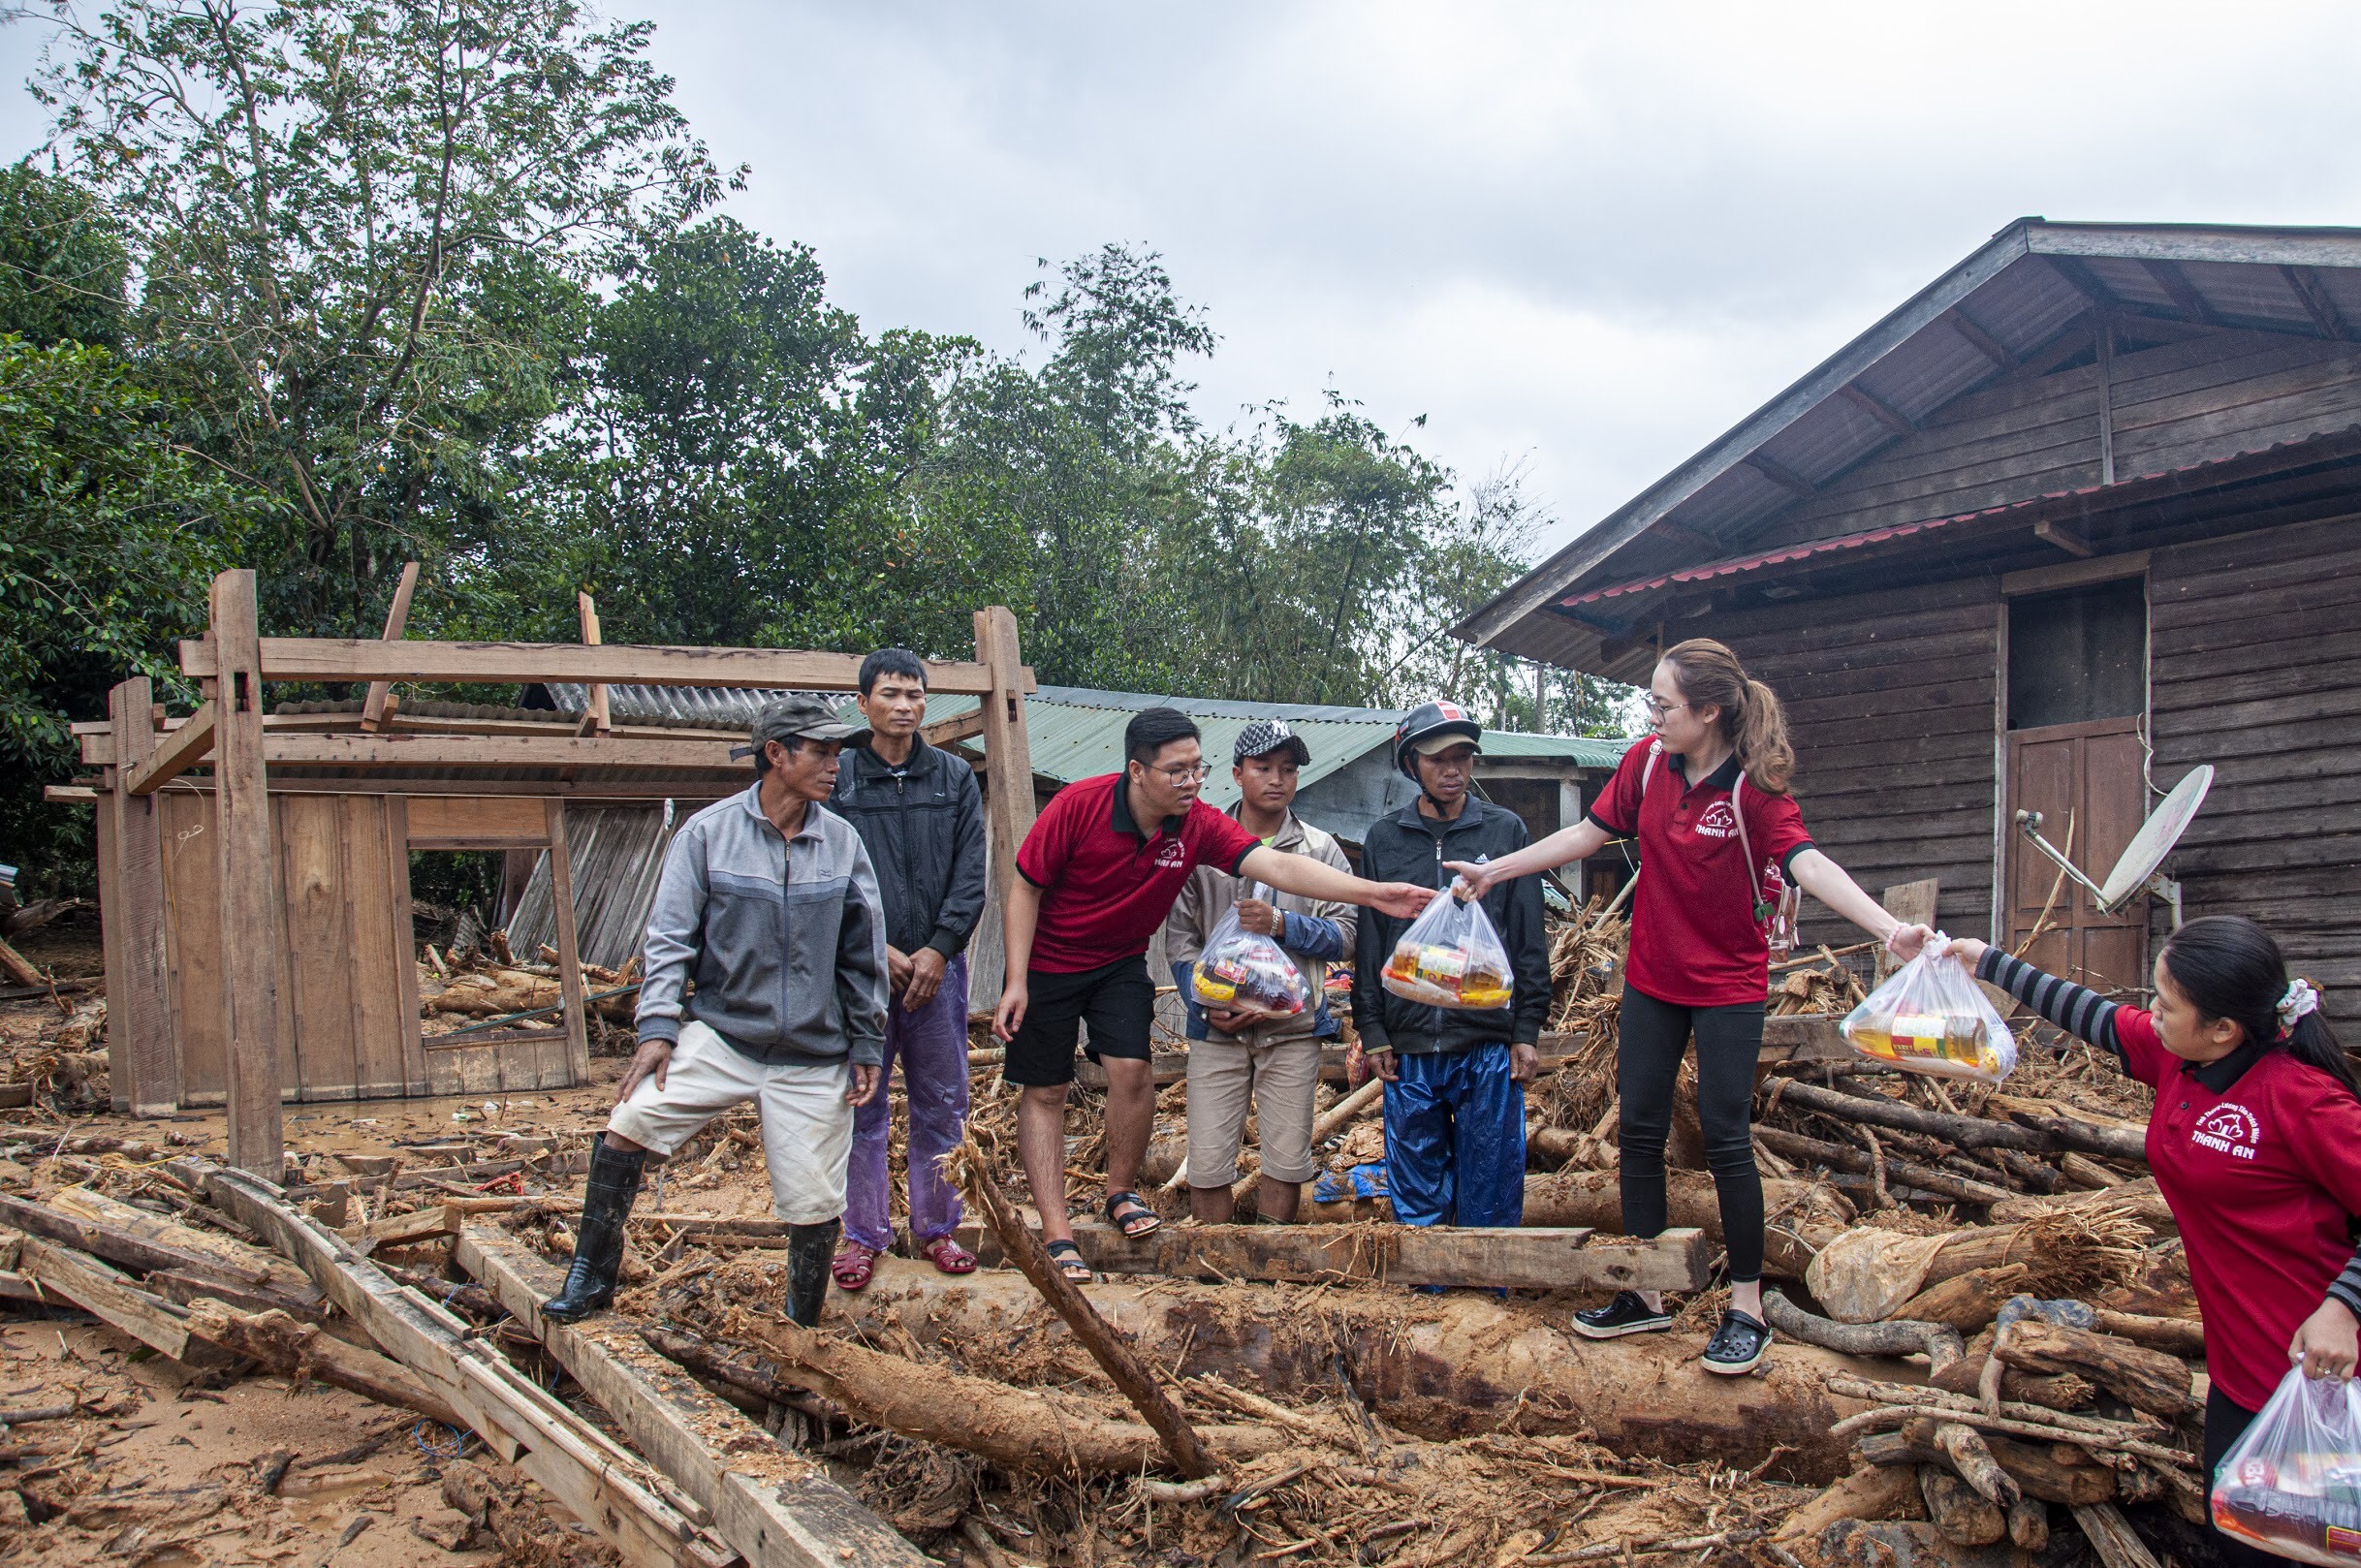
top-left (0, 335), bottom-right (264, 894)
top-left (0, 161), bottom-right (128, 349)
top-left (30, 0), bottom-right (733, 639)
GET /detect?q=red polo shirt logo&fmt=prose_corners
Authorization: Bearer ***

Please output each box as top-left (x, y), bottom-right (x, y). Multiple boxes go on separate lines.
top-left (2193, 1103), bottom-right (2262, 1160)
top-left (1693, 800), bottom-right (1738, 840)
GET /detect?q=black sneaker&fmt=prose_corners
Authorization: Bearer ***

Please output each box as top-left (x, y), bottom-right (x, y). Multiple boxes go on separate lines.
top-left (1571, 1291), bottom-right (1673, 1339)
top-left (1702, 1308), bottom-right (1772, 1374)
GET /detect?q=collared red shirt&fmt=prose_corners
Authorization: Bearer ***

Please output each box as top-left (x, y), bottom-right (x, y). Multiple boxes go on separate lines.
top-left (2118, 1010), bottom-right (2361, 1412)
top-left (1016, 772), bottom-right (1259, 974)
top-left (1586, 738), bottom-right (1813, 1007)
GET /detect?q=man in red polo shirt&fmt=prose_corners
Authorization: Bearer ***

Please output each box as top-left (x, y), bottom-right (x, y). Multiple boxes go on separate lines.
top-left (994, 706), bottom-right (1434, 1281)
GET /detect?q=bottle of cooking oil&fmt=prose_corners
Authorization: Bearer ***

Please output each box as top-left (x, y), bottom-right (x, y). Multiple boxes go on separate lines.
top-left (1846, 1010), bottom-right (1993, 1071)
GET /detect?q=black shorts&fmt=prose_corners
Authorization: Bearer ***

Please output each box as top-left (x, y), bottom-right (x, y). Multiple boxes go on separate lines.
top-left (1006, 957), bottom-right (1156, 1086)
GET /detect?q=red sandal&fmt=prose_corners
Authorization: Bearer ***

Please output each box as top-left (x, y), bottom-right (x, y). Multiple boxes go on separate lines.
top-left (919, 1236), bottom-right (977, 1275)
top-left (831, 1241), bottom-right (881, 1292)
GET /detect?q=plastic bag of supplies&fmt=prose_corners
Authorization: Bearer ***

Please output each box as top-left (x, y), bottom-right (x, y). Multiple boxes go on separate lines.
top-left (2213, 1364), bottom-right (2361, 1565)
top-left (1382, 888), bottom-right (1513, 1011)
top-left (1190, 893), bottom-right (1309, 1019)
top-left (1840, 934), bottom-right (2017, 1084)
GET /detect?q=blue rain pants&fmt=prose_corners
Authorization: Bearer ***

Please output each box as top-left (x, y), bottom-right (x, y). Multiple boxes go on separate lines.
top-left (1380, 1044), bottom-right (1526, 1228)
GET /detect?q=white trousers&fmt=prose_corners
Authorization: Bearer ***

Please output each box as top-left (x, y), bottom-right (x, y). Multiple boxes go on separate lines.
top-left (607, 1020), bottom-right (854, 1224)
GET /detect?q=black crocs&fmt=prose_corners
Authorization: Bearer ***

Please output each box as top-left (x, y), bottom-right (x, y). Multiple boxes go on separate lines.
top-left (1571, 1291), bottom-right (1674, 1340)
top-left (1702, 1307), bottom-right (1773, 1374)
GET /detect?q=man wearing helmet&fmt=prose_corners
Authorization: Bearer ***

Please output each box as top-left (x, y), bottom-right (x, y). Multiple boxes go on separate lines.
top-left (1164, 720), bottom-right (1358, 1224)
top-left (1350, 702), bottom-right (1552, 1232)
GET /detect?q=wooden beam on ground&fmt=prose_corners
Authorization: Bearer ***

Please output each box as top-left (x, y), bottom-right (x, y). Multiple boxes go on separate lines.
top-left (1836, 383), bottom-right (1916, 436)
top-left (577, 591), bottom-right (612, 737)
top-left (122, 700), bottom-right (216, 796)
top-left (0, 936), bottom-right (43, 988)
top-left (16, 1236), bottom-right (203, 1361)
top-left (210, 570), bottom-right (285, 1177)
top-left (973, 607), bottom-right (1038, 904)
top-left (201, 1165), bottom-right (731, 1568)
top-left (0, 1192), bottom-right (322, 1312)
top-left (360, 561), bottom-right (421, 731)
top-left (455, 1229), bottom-right (929, 1568)
top-left (1063, 1219), bottom-right (1711, 1292)
top-left (182, 636), bottom-right (1027, 698)
top-left (106, 679), bottom-right (178, 1113)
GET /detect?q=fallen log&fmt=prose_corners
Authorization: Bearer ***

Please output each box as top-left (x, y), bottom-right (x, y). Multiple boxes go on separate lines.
top-left (1772, 1466), bottom-right (1927, 1541)
top-left (1062, 1219), bottom-right (1709, 1293)
top-left (2072, 1502), bottom-right (2164, 1568)
top-left (1992, 1321), bottom-right (2195, 1421)
top-left (2089, 1310), bottom-right (2203, 1359)
top-left (2006, 1497), bottom-right (2048, 1552)
top-left (639, 1326), bottom-right (839, 1424)
top-left (1787, 1518), bottom-right (2031, 1568)
top-left (180, 1298), bottom-right (460, 1426)
top-left (1773, 1081), bottom-right (2046, 1152)
top-left (833, 1257), bottom-right (1867, 1479)
top-left (452, 1229), bottom-right (930, 1568)
top-left (1764, 1290), bottom-right (1965, 1375)
top-left (1928, 1333), bottom-right (2094, 1412)
top-left (1893, 1268), bottom-right (2031, 1333)
top-left (1854, 1427), bottom-right (2117, 1506)
top-left (723, 1311), bottom-right (1284, 1477)
top-left (1933, 1422), bottom-right (2020, 1508)
top-left (1921, 1465), bottom-right (2006, 1547)
top-left (1754, 1127), bottom-right (2015, 1208)
top-left (0, 1191), bottom-right (320, 1314)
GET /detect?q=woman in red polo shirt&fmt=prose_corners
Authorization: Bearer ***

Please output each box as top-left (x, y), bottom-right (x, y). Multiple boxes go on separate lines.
top-left (1454, 639), bottom-right (1933, 1373)
top-left (1949, 919), bottom-right (2361, 1568)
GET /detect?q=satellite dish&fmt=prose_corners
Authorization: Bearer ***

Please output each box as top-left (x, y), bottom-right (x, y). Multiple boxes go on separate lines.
top-left (2012, 765), bottom-right (2213, 927)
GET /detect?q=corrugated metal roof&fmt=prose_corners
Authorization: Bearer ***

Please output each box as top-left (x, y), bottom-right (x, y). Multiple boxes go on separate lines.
top-left (1475, 731), bottom-right (1632, 768)
top-left (1456, 220), bottom-right (2361, 656)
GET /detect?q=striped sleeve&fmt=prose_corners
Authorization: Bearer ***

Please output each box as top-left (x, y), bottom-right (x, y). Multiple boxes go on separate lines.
top-left (1974, 947), bottom-right (2125, 1068)
top-left (2329, 1252), bottom-right (2361, 1324)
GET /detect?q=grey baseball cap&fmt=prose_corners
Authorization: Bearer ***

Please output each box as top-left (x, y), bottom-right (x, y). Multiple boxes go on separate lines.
top-left (733, 695), bottom-right (870, 760)
top-left (1233, 718), bottom-right (1311, 766)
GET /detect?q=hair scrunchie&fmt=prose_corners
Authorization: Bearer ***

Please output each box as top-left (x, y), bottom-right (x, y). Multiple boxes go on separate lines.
top-left (2279, 978), bottom-right (2321, 1028)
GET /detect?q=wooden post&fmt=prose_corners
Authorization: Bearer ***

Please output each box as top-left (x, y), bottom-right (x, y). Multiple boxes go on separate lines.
top-left (546, 800), bottom-right (591, 1085)
top-left (212, 570), bottom-right (285, 1176)
top-left (106, 678), bottom-right (178, 1114)
top-left (359, 561), bottom-right (419, 731)
top-left (972, 606), bottom-right (1036, 898)
top-left (1878, 878), bottom-right (1940, 983)
top-left (577, 592), bottom-right (611, 736)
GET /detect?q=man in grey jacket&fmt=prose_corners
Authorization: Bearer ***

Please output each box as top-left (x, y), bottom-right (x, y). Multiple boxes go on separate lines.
top-left (542, 695), bottom-right (890, 1327)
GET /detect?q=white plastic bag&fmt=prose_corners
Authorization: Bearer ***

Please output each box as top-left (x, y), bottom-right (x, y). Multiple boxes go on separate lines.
top-left (1381, 891), bottom-right (1513, 1011)
top-left (1190, 893), bottom-right (1309, 1019)
top-left (1840, 934), bottom-right (2017, 1084)
top-left (2214, 1365), bottom-right (2361, 1565)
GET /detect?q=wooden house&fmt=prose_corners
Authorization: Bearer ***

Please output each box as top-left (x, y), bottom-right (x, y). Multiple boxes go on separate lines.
top-left (1456, 221), bottom-right (2361, 1025)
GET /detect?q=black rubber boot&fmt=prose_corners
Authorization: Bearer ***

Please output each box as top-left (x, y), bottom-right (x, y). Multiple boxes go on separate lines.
top-left (786, 1218), bottom-right (840, 1328)
top-left (542, 1140), bottom-right (645, 1322)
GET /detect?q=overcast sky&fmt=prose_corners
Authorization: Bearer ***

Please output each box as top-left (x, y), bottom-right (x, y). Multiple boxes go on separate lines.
top-left (7, 3), bottom-right (2361, 557)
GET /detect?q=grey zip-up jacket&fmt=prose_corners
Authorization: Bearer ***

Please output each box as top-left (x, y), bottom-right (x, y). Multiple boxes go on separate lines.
top-left (636, 783), bottom-right (890, 1068)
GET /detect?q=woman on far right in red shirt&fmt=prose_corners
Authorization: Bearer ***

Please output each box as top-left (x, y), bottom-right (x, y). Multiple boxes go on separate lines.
top-left (1950, 917), bottom-right (2361, 1568)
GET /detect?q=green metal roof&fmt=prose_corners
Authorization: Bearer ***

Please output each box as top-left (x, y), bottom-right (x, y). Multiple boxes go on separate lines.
top-left (909, 685), bottom-right (1631, 807)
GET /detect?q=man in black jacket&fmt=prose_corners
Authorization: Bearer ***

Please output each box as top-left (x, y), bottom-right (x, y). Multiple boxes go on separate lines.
top-left (828, 649), bottom-right (990, 1285)
top-left (1351, 703), bottom-right (1551, 1228)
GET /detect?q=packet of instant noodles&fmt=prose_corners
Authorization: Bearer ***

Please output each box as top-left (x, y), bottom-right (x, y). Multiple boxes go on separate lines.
top-left (2214, 1365), bottom-right (2361, 1565)
top-left (1381, 890), bottom-right (1512, 1011)
top-left (1840, 934), bottom-right (2017, 1084)
top-left (1190, 894), bottom-right (1308, 1019)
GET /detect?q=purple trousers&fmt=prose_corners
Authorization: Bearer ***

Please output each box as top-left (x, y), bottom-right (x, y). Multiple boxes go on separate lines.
top-left (844, 953), bottom-right (971, 1252)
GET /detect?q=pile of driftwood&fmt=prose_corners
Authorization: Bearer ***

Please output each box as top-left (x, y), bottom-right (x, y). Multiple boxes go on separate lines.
top-left (419, 931), bottom-right (640, 1047)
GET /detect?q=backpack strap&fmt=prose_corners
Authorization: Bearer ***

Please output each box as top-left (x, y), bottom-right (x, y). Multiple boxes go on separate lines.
top-left (1731, 773), bottom-right (1771, 926)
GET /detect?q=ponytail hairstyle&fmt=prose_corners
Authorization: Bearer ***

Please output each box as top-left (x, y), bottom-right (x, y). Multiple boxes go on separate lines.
top-left (1661, 638), bottom-right (1796, 795)
top-left (2158, 916), bottom-right (2359, 1100)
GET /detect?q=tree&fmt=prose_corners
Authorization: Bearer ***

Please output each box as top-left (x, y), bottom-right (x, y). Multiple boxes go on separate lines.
top-left (30, 0), bottom-right (733, 638)
top-left (0, 335), bottom-right (265, 894)
top-left (0, 161), bottom-right (128, 349)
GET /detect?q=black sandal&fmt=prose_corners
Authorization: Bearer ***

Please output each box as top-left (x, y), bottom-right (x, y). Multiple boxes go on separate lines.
top-left (1104, 1190), bottom-right (1161, 1239)
top-left (1044, 1239), bottom-right (1094, 1282)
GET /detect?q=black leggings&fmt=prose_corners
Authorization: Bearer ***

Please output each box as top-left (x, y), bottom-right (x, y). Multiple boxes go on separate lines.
top-left (2204, 1385), bottom-right (2282, 1568)
top-left (1617, 987), bottom-right (1765, 1283)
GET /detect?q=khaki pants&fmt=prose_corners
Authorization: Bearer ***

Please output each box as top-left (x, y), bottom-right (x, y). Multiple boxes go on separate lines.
top-left (608, 1021), bottom-right (853, 1224)
top-left (1185, 1035), bottom-right (1323, 1187)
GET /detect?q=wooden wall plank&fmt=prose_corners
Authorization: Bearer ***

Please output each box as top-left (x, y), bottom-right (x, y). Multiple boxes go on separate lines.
top-left (344, 797), bottom-right (408, 1099)
top-left (277, 795), bottom-right (359, 1101)
top-left (387, 798), bottom-right (427, 1094)
top-left (160, 792), bottom-right (227, 1106)
top-left (404, 795), bottom-right (551, 848)
top-left (92, 775), bottom-right (129, 1113)
top-left (106, 679), bottom-right (177, 1113)
top-left (546, 800), bottom-right (590, 1088)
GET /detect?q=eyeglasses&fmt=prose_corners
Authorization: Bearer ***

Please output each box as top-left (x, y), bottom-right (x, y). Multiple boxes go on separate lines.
top-left (1149, 762), bottom-right (1211, 784)
top-left (1640, 695), bottom-right (1691, 722)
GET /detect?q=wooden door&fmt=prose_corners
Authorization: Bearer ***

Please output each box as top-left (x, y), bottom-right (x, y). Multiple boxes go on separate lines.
top-left (2006, 718), bottom-right (2149, 993)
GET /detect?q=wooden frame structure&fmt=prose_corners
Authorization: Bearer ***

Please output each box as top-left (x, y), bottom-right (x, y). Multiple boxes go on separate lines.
top-left (64, 571), bottom-right (1037, 1176)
